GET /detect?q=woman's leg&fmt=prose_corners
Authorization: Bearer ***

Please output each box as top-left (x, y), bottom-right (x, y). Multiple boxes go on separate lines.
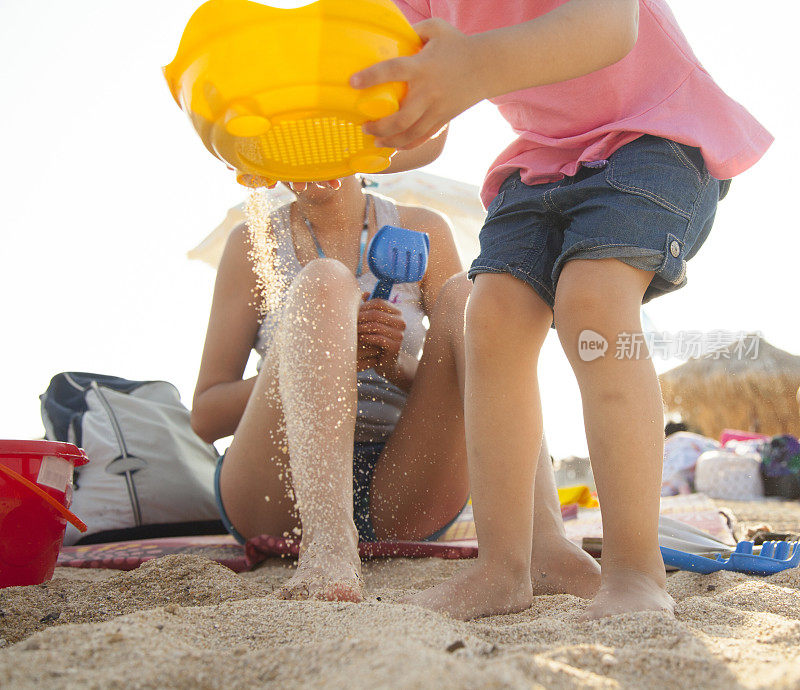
top-left (275, 259), bottom-right (363, 600)
top-left (216, 347), bottom-right (296, 543)
top-left (219, 258), bottom-right (364, 601)
top-left (368, 272), bottom-right (472, 540)
top-left (554, 258), bottom-right (673, 619)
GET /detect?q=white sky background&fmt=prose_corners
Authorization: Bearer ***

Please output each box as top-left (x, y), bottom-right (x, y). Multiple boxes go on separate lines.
top-left (1, 1), bottom-right (798, 459)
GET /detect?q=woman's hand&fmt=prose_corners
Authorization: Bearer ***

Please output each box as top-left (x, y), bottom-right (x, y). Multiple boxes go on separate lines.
top-left (357, 294), bottom-right (406, 384)
top-left (350, 19), bottom-right (483, 151)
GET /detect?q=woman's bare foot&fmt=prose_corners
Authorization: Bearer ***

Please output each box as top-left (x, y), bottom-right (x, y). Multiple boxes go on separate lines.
top-left (274, 541), bottom-right (364, 602)
top-left (401, 561), bottom-right (533, 620)
top-left (531, 535), bottom-right (601, 599)
top-left (579, 566), bottom-right (674, 620)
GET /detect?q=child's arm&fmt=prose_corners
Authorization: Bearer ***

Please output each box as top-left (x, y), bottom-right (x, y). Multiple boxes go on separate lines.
top-left (351, 0), bottom-right (639, 151)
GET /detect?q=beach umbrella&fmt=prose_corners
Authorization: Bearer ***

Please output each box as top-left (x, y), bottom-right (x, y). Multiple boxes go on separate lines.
top-left (659, 336), bottom-right (800, 440)
top-left (187, 171), bottom-right (483, 268)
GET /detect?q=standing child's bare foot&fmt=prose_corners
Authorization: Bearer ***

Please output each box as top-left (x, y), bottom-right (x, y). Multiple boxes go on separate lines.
top-left (402, 562), bottom-right (534, 620)
top-left (274, 541), bottom-right (364, 602)
top-left (530, 534), bottom-right (601, 599)
top-left (579, 566), bottom-right (674, 620)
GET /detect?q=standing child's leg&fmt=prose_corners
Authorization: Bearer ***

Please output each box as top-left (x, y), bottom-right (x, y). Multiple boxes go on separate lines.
top-left (530, 436), bottom-right (600, 598)
top-left (406, 273), bottom-right (590, 619)
top-left (554, 258), bottom-right (673, 619)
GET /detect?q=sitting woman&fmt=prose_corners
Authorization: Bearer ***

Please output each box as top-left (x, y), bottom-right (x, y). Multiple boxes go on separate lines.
top-left (190, 174), bottom-right (472, 602)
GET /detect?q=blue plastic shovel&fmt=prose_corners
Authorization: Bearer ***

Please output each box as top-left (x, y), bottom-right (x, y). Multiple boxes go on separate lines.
top-left (367, 225), bottom-right (430, 300)
top-left (661, 540), bottom-right (800, 576)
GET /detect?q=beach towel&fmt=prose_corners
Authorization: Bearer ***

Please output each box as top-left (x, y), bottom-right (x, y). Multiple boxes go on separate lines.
top-left (57, 494), bottom-right (730, 573)
top-left (55, 534), bottom-right (478, 572)
top-left (56, 535), bottom-right (250, 572)
top-left (56, 503), bottom-right (581, 571)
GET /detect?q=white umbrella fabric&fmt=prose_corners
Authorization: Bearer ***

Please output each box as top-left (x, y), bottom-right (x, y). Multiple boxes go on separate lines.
top-left (187, 171), bottom-right (484, 269)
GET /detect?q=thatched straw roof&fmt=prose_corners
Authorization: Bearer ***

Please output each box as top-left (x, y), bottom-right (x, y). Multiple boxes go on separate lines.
top-left (659, 335), bottom-right (800, 440)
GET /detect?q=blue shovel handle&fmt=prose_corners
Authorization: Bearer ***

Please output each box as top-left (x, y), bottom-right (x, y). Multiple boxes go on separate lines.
top-left (370, 280), bottom-right (394, 301)
top-left (660, 546), bottom-right (724, 574)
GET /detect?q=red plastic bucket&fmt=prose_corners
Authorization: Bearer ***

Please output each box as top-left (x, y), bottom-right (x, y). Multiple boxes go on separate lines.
top-left (0, 440), bottom-right (89, 587)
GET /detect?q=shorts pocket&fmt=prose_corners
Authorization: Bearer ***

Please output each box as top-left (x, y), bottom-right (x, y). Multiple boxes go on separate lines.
top-left (604, 135), bottom-right (707, 220)
top-left (485, 190), bottom-right (505, 218)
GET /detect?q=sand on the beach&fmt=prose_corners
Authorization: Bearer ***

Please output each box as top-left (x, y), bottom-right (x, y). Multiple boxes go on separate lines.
top-left (1, 505), bottom-right (800, 689)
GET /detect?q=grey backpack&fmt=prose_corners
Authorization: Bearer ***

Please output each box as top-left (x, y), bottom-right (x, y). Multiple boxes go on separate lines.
top-left (40, 372), bottom-right (223, 546)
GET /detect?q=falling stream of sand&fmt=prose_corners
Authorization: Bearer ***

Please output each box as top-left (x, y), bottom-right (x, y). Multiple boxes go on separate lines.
top-left (244, 188), bottom-right (287, 318)
top-left (242, 186), bottom-right (360, 554)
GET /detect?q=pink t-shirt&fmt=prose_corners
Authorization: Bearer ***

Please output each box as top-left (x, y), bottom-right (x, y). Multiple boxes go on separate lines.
top-left (392, 0), bottom-right (773, 207)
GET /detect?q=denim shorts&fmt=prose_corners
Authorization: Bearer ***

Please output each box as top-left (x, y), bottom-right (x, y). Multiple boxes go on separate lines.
top-left (215, 442), bottom-right (463, 544)
top-left (468, 135), bottom-right (731, 309)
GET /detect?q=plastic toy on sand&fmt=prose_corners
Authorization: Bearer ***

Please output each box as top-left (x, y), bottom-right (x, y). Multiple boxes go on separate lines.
top-left (0, 440), bottom-right (88, 588)
top-left (367, 225), bottom-right (429, 300)
top-left (164, 0), bottom-right (422, 187)
top-left (661, 540), bottom-right (800, 576)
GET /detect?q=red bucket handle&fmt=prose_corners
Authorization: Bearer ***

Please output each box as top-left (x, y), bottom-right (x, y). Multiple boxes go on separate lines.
top-left (0, 463), bottom-right (87, 532)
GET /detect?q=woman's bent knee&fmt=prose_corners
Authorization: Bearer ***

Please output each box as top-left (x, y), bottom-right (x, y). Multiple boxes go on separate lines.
top-left (430, 271), bottom-right (470, 325)
top-left (286, 258), bottom-right (360, 309)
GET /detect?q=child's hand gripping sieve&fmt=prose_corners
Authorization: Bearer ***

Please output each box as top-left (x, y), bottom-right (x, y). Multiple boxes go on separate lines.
top-left (350, 19), bottom-right (482, 152)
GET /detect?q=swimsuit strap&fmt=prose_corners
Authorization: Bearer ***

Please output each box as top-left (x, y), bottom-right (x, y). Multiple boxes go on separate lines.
top-left (302, 193), bottom-right (372, 278)
top-left (304, 218), bottom-right (326, 259)
top-left (355, 194), bottom-right (371, 278)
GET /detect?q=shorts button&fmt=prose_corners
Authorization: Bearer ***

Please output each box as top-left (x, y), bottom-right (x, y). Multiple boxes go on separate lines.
top-left (670, 240), bottom-right (681, 258)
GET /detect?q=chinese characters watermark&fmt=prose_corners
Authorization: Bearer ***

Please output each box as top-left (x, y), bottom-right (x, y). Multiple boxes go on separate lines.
top-left (576, 330), bottom-right (762, 361)
top-left (614, 330), bottom-right (761, 360)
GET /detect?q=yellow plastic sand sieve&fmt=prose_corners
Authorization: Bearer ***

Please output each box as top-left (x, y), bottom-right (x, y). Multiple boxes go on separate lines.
top-left (164, 0), bottom-right (422, 187)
